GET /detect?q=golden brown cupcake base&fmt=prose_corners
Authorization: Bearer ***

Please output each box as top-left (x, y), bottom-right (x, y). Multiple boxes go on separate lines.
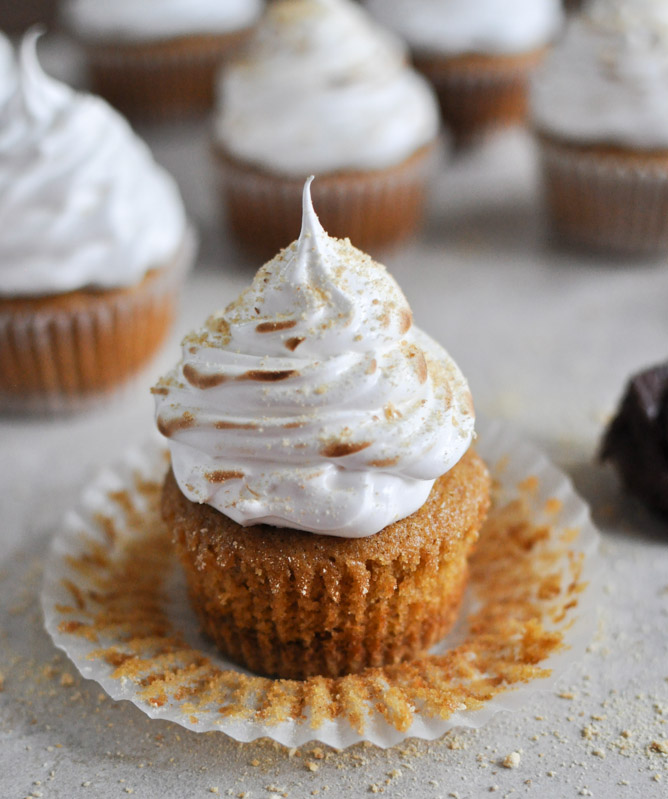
top-left (414, 50), bottom-right (545, 146)
top-left (83, 31), bottom-right (250, 121)
top-left (537, 133), bottom-right (668, 255)
top-left (0, 251), bottom-right (187, 412)
top-left (162, 448), bottom-right (490, 680)
top-left (215, 143), bottom-right (437, 260)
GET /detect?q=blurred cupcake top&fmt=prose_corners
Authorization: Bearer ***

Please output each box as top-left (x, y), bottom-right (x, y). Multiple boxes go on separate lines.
top-left (0, 33), bottom-right (187, 296)
top-left (364, 0), bottom-right (563, 56)
top-left (154, 178), bottom-right (475, 538)
top-left (215, 0), bottom-right (439, 175)
top-left (532, 0), bottom-right (668, 148)
top-left (62, 0), bottom-right (264, 42)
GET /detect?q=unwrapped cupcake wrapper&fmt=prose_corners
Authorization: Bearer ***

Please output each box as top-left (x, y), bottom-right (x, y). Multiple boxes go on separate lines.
top-left (414, 52), bottom-right (542, 145)
top-left (42, 420), bottom-right (601, 749)
top-left (83, 31), bottom-right (249, 121)
top-left (216, 143), bottom-right (438, 260)
top-left (0, 231), bottom-right (195, 414)
top-left (538, 136), bottom-right (668, 255)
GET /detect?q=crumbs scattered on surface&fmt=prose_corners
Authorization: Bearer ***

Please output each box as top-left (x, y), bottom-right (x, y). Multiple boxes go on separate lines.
top-left (50, 464), bottom-right (585, 737)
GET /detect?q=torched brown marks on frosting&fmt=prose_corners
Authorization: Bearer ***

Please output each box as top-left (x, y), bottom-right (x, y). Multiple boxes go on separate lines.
top-left (255, 320), bottom-right (297, 333)
top-left (183, 363), bottom-right (299, 389)
top-left (205, 470), bottom-right (245, 484)
top-left (183, 363), bottom-right (227, 390)
top-left (157, 412), bottom-right (195, 437)
top-left (285, 336), bottom-right (306, 352)
top-left (237, 369), bottom-right (298, 382)
top-left (320, 440), bottom-right (372, 458)
top-left (406, 344), bottom-right (428, 385)
top-left (399, 307), bottom-right (413, 335)
top-left (369, 456), bottom-right (400, 468)
top-left (53, 465), bottom-right (584, 735)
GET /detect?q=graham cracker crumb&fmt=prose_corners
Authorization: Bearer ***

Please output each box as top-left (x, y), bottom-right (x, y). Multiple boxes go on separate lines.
top-left (502, 752), bottom-right (521, 769)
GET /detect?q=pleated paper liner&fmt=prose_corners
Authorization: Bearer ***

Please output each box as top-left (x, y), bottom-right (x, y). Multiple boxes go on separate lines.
top-left (42, 420), bottom-right (600, 748)
top-left (216, 143), bottom-right (437, 260)
top-left (413, 50), bottom-right (546, 146)
top-left (81, 30), bottom-right (251, 121)
top-left (0, 229), bottom-right (196, 414)
top-left (537, 133), bottom-right (668, 256)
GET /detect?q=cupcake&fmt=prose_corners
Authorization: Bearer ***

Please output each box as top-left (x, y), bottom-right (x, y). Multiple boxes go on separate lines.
top-left (214, 0), bottom-right (440, 258)
top-left (61, 0), bottom-right (264, 120)
top-left (531, 0), bottom-right (668, 255)
top-left (364, 0), bottom-right (563, 145)
top-left (155, 178), bottom-right (490, 680)
top-left (0, 34), bottom-right (194, 412)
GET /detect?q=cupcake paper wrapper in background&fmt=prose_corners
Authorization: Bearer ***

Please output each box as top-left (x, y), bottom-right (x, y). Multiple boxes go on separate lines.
top-left (413, 51), bottom-right (544, 146)
top-left (537, 135), bottom-right (668, 256)
top-left (81, 31), bottom-right (250, 121)
top-left (216, 143), bottom-right (437, 260)
top-left (42, 420), bottom-right (601, 749)
top-left (0, 230), bottom-right (196, 414)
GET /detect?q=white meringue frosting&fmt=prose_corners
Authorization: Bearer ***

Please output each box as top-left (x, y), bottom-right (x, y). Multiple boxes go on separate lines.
top-left (0, 32), bottom-right (15, 106)
top-left (0, 33), bottom-right (187, 297)
top-left (62, 0), bottom-right (264, 42)
top-left (215, 0), bottom-right (439, 175)
top-left (155, 179), bottom-right (474, 538)
top-left (364, 0), bottom-right (563, 57)
top-left (532, 0), bottom-right (668, 148)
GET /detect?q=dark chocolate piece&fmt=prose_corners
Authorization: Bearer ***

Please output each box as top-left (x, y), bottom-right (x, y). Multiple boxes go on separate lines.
top-left (601, 362), bottom-right (668, 516)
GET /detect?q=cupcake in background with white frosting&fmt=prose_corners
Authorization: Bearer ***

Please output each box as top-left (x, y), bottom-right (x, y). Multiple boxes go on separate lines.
top-left (0, 33), bottom-right (195, 412)
top-left (531, 0), bottom-right (668, 255)
top-left (156, 177), bottom-right (489, 679)
top-left (214, 0), bottom-right (440, 258)
top-left (61, 0), bottom-right (265, 120)
top-left (364, 0), bottom-right (563, 144)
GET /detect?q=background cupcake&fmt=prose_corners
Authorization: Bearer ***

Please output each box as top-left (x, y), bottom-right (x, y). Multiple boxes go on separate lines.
top-left (364, 0), bottom-right (563, 145)
top-left (61, 0), bottom-right (265, 120)
top-left (532, 0), bottom-right (668, 255)
top-left (155, 179), bottom-right (488, 679)
top-left (214, 0), bottom-right (440, 258)
top-left (0, 34), bottom-right (194, 412)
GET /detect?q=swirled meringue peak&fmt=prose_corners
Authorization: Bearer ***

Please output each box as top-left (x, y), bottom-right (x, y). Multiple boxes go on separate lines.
top-left (154, 178), bottom-right (474, 538)
top-left (0, 33), bottom-right (187, 296)
top-left (215, 0), bottom-right (439, 175)
top-left (531, 0), bottom-right (668, 148)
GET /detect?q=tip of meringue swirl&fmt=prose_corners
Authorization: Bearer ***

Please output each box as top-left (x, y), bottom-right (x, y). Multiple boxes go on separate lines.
top-left (299, 175), bottom-right (326, 245)
top-left (17, 28), bottom-right (71, 119)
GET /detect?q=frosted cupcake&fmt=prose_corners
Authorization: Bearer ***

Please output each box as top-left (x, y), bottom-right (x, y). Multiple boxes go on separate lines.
top-left (61, 0), bottom-right (264, 120)
top-left (214, 0), bottom-right (440, 258)
top-left (364, 0), bottom-right (563, 145)
top-left (0, 34), bottom-right (194, 412)
top-left (155, 179), bottom-right (489, 680)
top-left (531, 0), bottom-right (668, 255)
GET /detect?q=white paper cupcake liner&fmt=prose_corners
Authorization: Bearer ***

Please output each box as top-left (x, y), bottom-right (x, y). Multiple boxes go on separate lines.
top-left (538, 136), bottom-right (668, 255)
top-left (0, 229), bottom-right (196, 415)
top-left (80, 31), bottom-right (250, 120)
top-left (41, 420), bottom-right (601, 749)
top-left (216, 143), bottom-right (437, 259)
